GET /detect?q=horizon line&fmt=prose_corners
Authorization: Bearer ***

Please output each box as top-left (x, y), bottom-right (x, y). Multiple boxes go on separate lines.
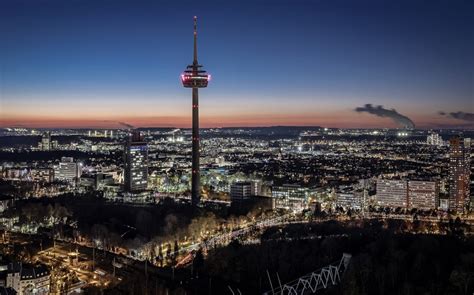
top-left (2, 125), bottom-right (473, 131)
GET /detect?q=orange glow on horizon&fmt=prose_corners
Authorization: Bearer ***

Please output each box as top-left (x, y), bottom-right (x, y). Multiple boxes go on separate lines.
top-left (0, 112), bottom-right (467, 129)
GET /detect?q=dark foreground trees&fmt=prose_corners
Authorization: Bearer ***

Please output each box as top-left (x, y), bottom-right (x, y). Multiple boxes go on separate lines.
top-left (198, 222), bottom-right (474, 295)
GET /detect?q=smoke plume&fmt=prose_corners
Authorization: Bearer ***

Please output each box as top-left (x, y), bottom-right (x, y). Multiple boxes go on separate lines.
top-left (101, 120), bottom-right (135, 129)
top-left (354, 104), bottom-right (415, 129)
top-left (439, 111), bottom-right (474, 122)
top-left (118, 122), bottom-right (135, 129)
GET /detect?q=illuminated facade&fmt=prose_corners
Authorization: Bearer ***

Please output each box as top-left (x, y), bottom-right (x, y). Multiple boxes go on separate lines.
top-left (449, 137), bottom-right (471, 213)
top-left (6, 263), bottom-right (50, 295)
top-left (124, 131), bottom-right (148, 192)
top-left (181, 16), bottom-right (210, 206)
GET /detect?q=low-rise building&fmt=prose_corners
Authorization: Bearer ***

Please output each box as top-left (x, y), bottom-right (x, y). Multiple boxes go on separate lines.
top-left (230, 181), bottom-right (262, 202)
top-left (272, 184), bottom-right (308, 211)
top-left (6, 263), bottom-right (50, 295)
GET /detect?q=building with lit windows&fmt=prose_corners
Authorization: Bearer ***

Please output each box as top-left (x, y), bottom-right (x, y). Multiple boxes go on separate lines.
top-left (376, 179), bottom-right (408, 208)
top-left (38, 132), bottom-right (50, 151)
top-left (408, 180), bottom-right (439, 210)
top-left (272, 184), bottom-right (308, 210)
top-left (449, 137), bottom-right (471, 213)
top-left (230, 181), bottom-right (262, 202)
top-left (55, 157), bottom-right (81, 182)
top-left (37, 132), bottom-right (57, 150)
top-left (124, 131), bottom-right (148, 192)
top-left (426, 133), bottom-right (444, 146)
top-left (336, 190), bottom-right (365, 210)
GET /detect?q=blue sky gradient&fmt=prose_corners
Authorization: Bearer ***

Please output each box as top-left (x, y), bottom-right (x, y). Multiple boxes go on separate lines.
top-left (1, 0), bottom-right (472, 128)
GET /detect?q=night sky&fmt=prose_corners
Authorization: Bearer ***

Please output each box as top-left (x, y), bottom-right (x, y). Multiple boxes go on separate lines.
top-left (1, 0), bottom-right (473, 129)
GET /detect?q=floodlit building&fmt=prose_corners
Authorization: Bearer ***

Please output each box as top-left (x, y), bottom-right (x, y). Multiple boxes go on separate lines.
top-left (448, 137), bottom-right (471, 213)
top-left (124, 131), bottom-right (148, 192)
top-left (6, 263), bottom-right (50, 295)
top-left (408, 180), bottom-right (439, 210)
top-left (376, 179), bottom-right (408, 208)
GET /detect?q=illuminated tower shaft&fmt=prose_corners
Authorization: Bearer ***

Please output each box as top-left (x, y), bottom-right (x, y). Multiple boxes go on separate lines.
top-left (181, 17), bottom-right (210, 206)
top-left (192, 87), bottom-right (199, 206)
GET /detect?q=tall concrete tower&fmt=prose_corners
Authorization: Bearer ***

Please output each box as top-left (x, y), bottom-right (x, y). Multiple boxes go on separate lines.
top-left (181, 16), bottom-right (210, 206)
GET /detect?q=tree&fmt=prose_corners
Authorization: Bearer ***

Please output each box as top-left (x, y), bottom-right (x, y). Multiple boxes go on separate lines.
top-left (193, 249), bottom-right (205, 274)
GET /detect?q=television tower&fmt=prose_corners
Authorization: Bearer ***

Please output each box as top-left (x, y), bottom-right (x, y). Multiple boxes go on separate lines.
top-left (181, 16), bottom-right (210, 206)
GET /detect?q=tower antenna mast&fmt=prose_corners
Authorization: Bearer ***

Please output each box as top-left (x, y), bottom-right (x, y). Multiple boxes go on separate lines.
top-left (193, 16), bottom-right (198, 66)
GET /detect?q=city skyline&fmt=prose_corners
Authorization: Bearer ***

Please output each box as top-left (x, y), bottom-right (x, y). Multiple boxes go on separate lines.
top-left (1, 1), bottom-right (473, 293)
top-left (1, 0), bottom-right (473, 129)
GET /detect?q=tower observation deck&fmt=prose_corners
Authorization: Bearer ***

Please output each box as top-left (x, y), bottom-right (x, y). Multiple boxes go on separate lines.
top-left (181, 16), bottom-right (210, 206)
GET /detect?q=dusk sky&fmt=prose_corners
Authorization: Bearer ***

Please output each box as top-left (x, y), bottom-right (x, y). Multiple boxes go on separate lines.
top-left (0, 0), bottom-right (473, 129)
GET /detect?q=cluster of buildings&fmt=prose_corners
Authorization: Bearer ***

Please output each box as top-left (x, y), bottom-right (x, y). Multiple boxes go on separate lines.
top-left (376, 179), bottom-right (438, 210)
top-left (0, 128), bottom-right (472, 215)
top-left (375, 137), bottom-right (471, 213)
top-left (1, 157), bottom-right (82, 184)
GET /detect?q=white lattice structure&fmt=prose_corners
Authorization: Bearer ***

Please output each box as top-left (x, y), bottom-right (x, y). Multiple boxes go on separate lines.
top-left (263, 253), bottom-right (351, 295)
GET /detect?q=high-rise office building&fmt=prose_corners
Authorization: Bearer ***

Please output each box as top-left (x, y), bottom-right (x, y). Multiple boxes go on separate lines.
top-left (124, 131), bottom-right (148, 192)
top-left (449, 137), bottom-right (471, 213)
top-left (408, 180), bottom-right (439, 210)
top-left (376, 179), bottom-right (408, 208)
